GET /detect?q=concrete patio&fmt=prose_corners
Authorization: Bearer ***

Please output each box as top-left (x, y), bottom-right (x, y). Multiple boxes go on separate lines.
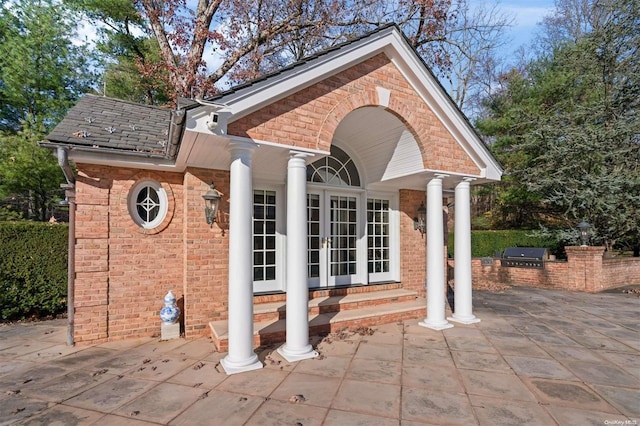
top-left (1, 287), bottom-right (638, 425)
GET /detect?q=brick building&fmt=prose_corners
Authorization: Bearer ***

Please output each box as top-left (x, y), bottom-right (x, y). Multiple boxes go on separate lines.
top-left (44, 25), bottom-right (502, 374)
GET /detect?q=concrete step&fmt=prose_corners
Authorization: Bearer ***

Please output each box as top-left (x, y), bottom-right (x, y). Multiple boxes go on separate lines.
top-left (252, 288), bottom-right (418, 322)
top-left (209, 295), bottom-right (426, 352)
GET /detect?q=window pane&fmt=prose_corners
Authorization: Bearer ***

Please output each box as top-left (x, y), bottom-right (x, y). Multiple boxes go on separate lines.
top-left (266, 251), bottom-right (275, 265)
top-left (265, 220), bottom-right (276, 234)
top-left (266, 236), bottom-right (275, 250)
top-left (266, 206), bottom-right (276, 219)
top-left (148, 205), bottom-right (158, 220)
top-left (265, 267), bottom-right (276, 280)
top-left (266, 192), bottom-right (276, 204)
top-left (137, 187), bottom-right (147, 204)
top-left (150, 189), bottom-right (160, 203)
top-left (253, 189), bottom-right (277, 284)
top-left (254, 236), bottom-right (263, 250)
top-left (367, 198), bottom-right (391, 280)
top-left (254, 205), bottom-right (264, 219)
top-left (254, 268), bottom-right (263, 281)
top-left (310, 265), bottom-right (319, 278)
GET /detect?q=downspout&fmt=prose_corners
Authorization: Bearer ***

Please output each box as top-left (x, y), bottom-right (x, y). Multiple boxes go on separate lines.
top-left (57, 147), bottom-right (76, 346)
top-left (167, 109), bottom-right (185, 159)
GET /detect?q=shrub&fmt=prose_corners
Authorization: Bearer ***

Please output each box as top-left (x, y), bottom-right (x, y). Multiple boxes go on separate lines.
top-left (448, 230), bottom-right (566, 259)
top-left (0, 222), bottom-right (68, 321)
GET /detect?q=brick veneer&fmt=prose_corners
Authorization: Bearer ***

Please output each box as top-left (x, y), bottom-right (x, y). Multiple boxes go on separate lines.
top-left (182, 168), bottom-right (230, 337)
top-left (399, 189), bottom-right (426, 297)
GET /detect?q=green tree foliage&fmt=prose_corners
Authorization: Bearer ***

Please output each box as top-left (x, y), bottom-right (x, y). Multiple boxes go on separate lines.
top-left (102, 37), bottom-right (172, 105)
top-left (67, 0), bottom-right (171, 104)
top-left (0, 0), bottom-right (94, 220)
top-left (0, 123), bottom-right (66, 221)
top-left (477, 0), bottom-right (640, 252)
top-left (0, 0), bottom-right (95, 131)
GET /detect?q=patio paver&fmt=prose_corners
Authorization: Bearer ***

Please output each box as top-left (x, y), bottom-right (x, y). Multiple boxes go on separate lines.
top-left (0, 286), bottom-right (638, 425)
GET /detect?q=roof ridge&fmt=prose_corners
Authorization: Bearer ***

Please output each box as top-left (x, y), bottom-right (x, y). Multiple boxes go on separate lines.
top-left (81, 93), bottom-right (172, 111)
top-left (204, 23), bottom-right (401, 102)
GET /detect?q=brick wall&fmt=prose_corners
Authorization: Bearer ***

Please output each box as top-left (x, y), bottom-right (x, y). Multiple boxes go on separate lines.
top-left (456, 246), bottom-right (640, 293)
top-left (72, 164), bottom-right (235, 344)
top-left (74, 165), bottom-right (187, 344)
top-left (399, 189), bottom-right (426, 297)
top-left (602, 257), bottom-right (640, 290)
top-left (73, 167), bottom-right (111, 344)
top-left (182, 168), bottom-right (230, 338)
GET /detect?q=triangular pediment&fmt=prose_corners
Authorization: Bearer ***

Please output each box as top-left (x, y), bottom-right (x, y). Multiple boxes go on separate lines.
top-left (186, 25), bottom-right (502, 183)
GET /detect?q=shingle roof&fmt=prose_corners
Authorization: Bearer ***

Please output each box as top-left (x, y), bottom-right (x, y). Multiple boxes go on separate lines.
top-left (44, 94), bottom-right (172, 157)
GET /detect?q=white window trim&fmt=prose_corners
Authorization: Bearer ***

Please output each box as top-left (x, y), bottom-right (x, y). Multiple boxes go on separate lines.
top-left (252, 185), bottom-right (286, 293)
top-left (128, 179), bottom-right (168, 230)
top-left (366, 191), bottom-right (400, 283)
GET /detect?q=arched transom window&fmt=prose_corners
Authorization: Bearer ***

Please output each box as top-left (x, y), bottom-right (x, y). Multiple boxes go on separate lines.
top-left (307, 145), bottom-right (360, 187)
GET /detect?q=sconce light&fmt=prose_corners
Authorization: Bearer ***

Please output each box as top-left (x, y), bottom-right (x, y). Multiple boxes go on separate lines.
top-left (413, 202), bottom-right (426, 237)
top-left (202, 183), bottom-right (222, 226)
top-left (577, 221), bottom-right (591, 247)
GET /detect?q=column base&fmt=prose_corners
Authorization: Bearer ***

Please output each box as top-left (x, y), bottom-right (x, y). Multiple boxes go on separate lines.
top-left (419, 319), bottom-right (454, 331)
top-left (277, 344), bottom-right (318, 363)
top-left (448, 314), bottom-right (481, 325)
top-left (220, 354), bottom-right (263, 375)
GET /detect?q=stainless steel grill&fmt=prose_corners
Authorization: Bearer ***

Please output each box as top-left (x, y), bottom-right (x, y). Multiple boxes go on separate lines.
top-left (500, 247), bottom-right (548, 269)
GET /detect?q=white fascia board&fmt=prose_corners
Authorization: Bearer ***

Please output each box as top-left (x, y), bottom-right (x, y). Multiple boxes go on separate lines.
top-left (66, 149), bottom-right (180, 172)
top-left (384, 33), bottom-right (502, 181)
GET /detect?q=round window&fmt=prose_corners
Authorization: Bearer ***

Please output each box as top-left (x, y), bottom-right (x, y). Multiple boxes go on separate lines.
top-left (128, 180), bottom-right (168, 229)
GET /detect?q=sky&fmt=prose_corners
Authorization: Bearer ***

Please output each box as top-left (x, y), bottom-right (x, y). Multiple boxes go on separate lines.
top-left (500, 0), bottom-right (556, 57)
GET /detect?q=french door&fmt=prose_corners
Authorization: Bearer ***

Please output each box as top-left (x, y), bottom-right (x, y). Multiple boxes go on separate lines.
top-left (307, 190), bottom-right (360, 288)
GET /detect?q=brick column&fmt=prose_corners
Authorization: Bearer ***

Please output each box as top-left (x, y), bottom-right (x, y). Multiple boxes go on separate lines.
top-left (73, 170), bottom-right (111, 344)
top-left (565, 246), bottom-right (606, 292)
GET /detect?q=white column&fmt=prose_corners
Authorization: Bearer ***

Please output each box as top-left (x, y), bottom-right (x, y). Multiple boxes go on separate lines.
top-left (221, 142), bottom-right (263, 375)
top-left (278, 152), bottom-right (318, 362)
top-left (420, 175), bottom-right (453, 330)
top-left (449, 178), bottom-right (480, 324)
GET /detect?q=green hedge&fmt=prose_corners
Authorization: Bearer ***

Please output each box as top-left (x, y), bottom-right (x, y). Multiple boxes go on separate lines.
top-left (448, 230), bottom-right (566, 259)
top-left (0, 222), bottom-right (68, 321)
